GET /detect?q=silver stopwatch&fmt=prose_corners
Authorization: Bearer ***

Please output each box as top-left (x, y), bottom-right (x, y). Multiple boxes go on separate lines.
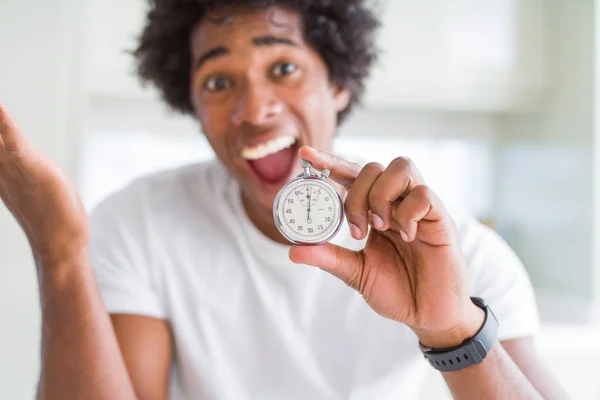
top-left (273, 159), bottom-right (344, 245)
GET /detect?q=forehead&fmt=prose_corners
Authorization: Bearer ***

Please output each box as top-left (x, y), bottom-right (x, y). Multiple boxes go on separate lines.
top-left (190, 6), bottom-right (305, 54)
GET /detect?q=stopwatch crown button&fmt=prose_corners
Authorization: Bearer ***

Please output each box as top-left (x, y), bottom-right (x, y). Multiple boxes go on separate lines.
top-left (301, 159), bottom-right (312, 168)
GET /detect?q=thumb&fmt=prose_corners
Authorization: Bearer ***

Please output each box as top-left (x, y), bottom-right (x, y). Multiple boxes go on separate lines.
top-left (0, 102), bottom-right (29, 155)
top-left (289, 243), bottom-right (364, 290)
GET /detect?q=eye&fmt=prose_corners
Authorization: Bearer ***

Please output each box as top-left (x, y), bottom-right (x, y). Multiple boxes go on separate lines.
top-left (272, 62), bottom-right (298, 78)
top-left (204, 76), bottom-right (232, 92)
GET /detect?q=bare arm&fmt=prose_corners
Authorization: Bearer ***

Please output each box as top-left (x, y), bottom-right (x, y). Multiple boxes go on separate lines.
top-left (37, 260), bottom-right (172, 400)
top-left (111, 314), bottom-right (173, 400)
top-left (36, 256), bottom-right (137, 400)
top-left (0, 102), bottom-right (151, 399)
top-left (502, 338), bottom-right (570, 400)
top-left (440, 343), bottom-right (539, 399)
top-left (437, 338), bottom-right (569, 400)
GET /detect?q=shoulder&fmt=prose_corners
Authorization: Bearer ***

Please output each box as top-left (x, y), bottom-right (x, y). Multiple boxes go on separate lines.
top-left (88, 159), bottom-right (232, 294)
top-left (90, 159), bottom-right (230, 228)
top-left (86, 162), bottom-right (234, 320)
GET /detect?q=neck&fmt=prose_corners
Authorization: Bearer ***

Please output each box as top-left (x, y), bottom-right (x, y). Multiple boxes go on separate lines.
top-left (241, 191), bottom-right (289, 245)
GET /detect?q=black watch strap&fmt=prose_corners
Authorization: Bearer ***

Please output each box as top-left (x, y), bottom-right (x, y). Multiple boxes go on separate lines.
top-left (420, 297), bottom-right (499, 372)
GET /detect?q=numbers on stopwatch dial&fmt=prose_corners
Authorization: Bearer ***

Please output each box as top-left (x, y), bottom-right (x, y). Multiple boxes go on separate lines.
top-left (282, 182), bottom-right (338, 238)
top-left (297, 186), bottom-right (319, 208)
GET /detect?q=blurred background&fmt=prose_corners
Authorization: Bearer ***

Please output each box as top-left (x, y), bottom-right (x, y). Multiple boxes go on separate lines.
top-left (1, 0), bottom-right (599, 398)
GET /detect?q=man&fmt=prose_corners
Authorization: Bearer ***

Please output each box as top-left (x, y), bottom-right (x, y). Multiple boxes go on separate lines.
top-left (0, 1), bottom-right (568, 399)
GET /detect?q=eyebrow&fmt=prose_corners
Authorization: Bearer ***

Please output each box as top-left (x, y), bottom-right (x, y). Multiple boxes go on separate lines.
top-left (195, 35), bottom-right (299, 70)
top-left (252, 35), bottom-right (298, 47)
top-left (195, 47), bottom-right (229, 70)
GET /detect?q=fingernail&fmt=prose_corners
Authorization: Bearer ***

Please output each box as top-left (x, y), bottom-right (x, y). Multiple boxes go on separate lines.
top-left (373, 214), bottom-right (384, 230)
top-left (400, 230), bottom-right (409, 242)
top-left (349, 223), bottom-right (363, 239)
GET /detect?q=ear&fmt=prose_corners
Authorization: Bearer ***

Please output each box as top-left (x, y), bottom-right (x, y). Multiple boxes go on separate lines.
top-left (331, 83), bottom-right (351, 113)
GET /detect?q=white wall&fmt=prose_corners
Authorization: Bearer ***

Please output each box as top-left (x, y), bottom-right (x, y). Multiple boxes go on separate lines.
top-left (494, 0), bottom-right (595, 318)
top-left (0, 0), bottom-right (84, 398)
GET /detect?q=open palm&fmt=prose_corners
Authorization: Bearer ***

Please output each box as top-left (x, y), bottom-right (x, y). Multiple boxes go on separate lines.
top-left (0, 103), bottom-right (89, 266)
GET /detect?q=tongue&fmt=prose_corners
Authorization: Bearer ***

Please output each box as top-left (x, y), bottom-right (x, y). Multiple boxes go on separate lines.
top-left (248, 145), bottom-right (296, 184)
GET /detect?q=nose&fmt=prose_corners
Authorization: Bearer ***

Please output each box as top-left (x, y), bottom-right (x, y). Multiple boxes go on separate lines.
top-left (231, 82), bottom-right (283, 126)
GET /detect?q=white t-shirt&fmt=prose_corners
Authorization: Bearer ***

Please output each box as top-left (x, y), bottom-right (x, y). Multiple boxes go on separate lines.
top-left (89, 160), bottom-right (539, 400)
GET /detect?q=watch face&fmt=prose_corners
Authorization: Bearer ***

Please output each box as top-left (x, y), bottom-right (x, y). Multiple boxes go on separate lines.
top-left (274, 176), bottom-right (343, 245)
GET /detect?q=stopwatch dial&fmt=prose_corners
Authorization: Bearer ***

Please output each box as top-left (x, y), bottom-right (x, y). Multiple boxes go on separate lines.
top-left (278, 179), bottom-right (341, 243)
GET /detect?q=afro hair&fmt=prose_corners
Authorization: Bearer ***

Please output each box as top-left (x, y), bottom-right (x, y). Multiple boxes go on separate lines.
top-left (133, 0), bottom-right (380, 124)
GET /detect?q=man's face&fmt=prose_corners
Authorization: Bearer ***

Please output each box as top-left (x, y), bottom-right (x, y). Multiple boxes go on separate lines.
top-left (189, 6), bottom-right (350, 211)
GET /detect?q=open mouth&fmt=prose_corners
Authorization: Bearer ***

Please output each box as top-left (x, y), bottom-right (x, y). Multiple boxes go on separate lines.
top-left (242, 135), bottom-right (298, 185)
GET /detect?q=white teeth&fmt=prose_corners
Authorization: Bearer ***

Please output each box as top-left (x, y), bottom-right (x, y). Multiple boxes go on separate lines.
top-left (241, 135), bottom-right (297, 160)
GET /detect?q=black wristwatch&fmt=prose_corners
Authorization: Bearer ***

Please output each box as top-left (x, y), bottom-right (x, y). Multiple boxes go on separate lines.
top-left (420, 297), bottom-right (498, 372)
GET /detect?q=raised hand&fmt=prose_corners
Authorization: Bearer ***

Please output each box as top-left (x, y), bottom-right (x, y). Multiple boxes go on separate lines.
top-left (289, 146), bottom-right (484, 348)
top-left (0, 102), bottom-right (89, 267)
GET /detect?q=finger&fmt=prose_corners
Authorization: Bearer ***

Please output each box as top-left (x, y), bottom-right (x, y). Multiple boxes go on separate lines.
top-left (393, 185), bottom-right (449, 244)
top-left (368, 157), bottom-right (425, 231)
top-left (298, 146), bottom-right (362, 189)
top-left (289, 243), bottom-right (365, 291)
top-left (0, 102), bottom-right (29, 156)
top-left (344, 162), bottom-right (384, 239)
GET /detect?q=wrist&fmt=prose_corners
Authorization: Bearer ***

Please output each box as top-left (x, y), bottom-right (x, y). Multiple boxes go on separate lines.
top-left (414, 303), bottom-right (485, 349)
top-left (35, 248), bottom-right (90, 284)
top-left (34, 245), bottom-right (88, 268)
